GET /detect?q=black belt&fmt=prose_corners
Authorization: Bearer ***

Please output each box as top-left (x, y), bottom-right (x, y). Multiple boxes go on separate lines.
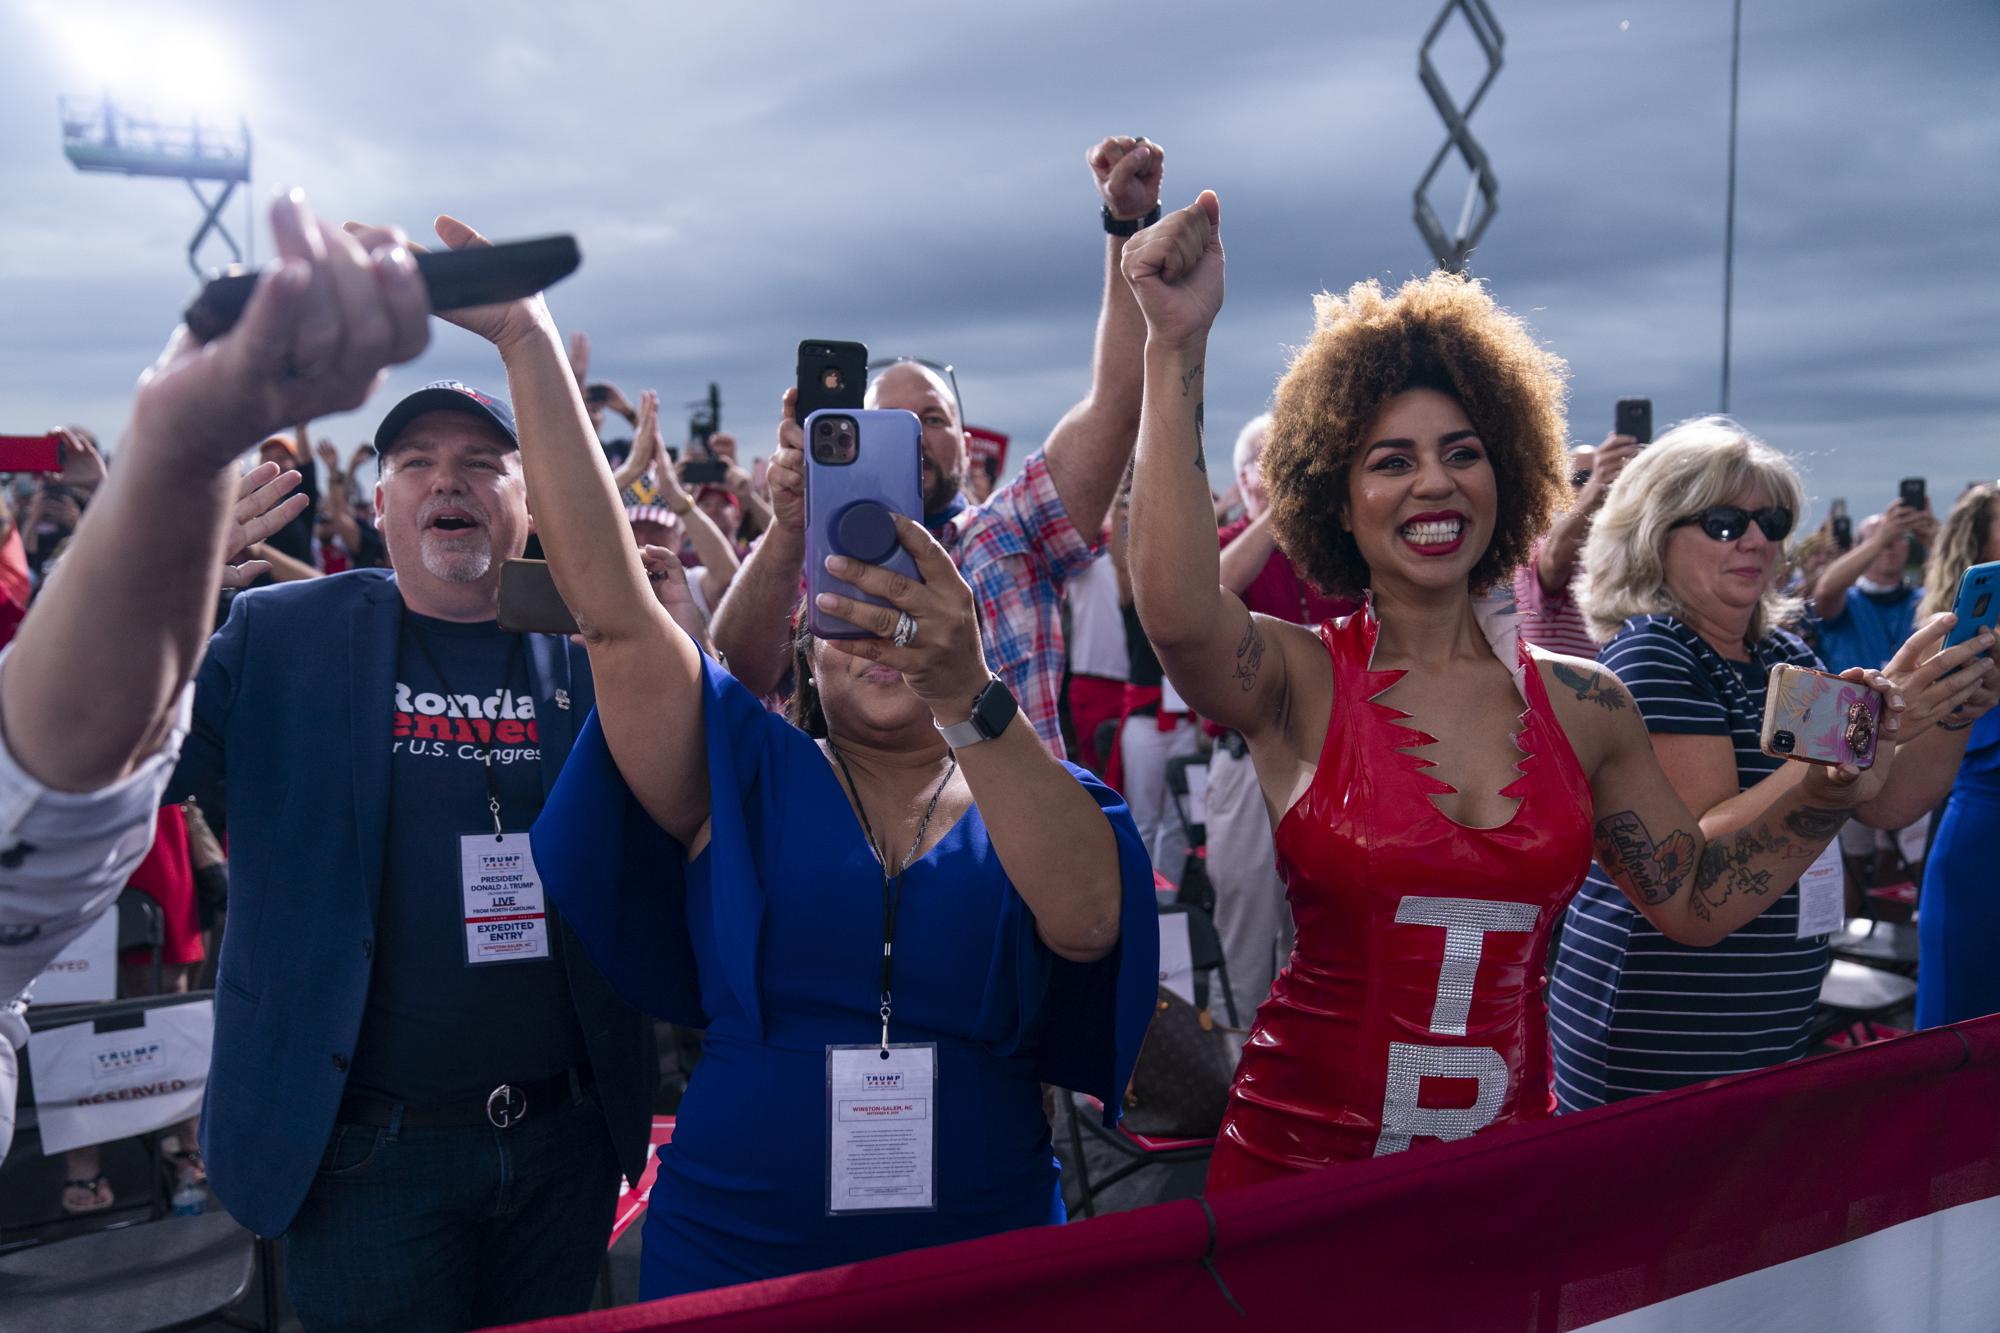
top-left (338, 1066), bottom-right (588, 1130)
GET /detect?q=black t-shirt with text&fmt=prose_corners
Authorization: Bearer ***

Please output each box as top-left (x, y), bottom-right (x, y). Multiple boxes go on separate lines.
top-left (346, 610), bottom-right (588, 1104)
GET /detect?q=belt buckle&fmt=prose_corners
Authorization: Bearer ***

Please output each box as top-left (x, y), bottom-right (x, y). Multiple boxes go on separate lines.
top-left (486, 1083), bottom-right (528, 1129)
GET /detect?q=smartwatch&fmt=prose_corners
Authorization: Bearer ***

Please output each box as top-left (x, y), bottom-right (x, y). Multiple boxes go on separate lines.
top-left (935, 675), bottom-right (1018, 748)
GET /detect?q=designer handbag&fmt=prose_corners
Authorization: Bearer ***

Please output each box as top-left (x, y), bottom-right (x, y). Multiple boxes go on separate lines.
top-left (1120, 986), bottom-right (1238, 1139)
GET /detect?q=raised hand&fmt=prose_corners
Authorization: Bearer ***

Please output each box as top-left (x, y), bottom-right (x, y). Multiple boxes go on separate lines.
top-left (1578, 433), bottom-right (1644, 514)
top-left (1883, 612), bottom-right (1996, 733)
top-left (56, 428), bottom-right (108, 496)
top-left (219, 462), bottom-right (310, 588)
top-left (1088, 135), bottom-right (1165, 222)
top-left (1121, 191), bottom-right (1223, 348)
top-left (815, 514), bottom-right (989, 715)
top-left (138, 192), bottom-right (430, 473)
top-left (767, 389), bottom-right (807, 535)
top-left (640, 543), bottom-right (708, 649)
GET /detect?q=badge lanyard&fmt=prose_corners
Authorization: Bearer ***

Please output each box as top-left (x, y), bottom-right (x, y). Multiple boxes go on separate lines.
top-left (405, 617), bottom-right (553, 967)
top-left (828, 743), bottom-right (957, 1055)
top-left (405, 617), bottom-right (524, 839)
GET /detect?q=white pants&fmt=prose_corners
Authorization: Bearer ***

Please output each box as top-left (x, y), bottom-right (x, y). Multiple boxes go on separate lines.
top-left (1119, 715), bottom-right (1203, 888)
top-left (1206, 740), bottom-right (1293, 1026)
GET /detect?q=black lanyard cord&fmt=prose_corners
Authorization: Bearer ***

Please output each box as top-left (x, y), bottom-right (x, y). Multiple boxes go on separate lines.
top-left (404, 614), bottom-right (525, 839)
top-left (827, 740), bottom-right (957, 1054)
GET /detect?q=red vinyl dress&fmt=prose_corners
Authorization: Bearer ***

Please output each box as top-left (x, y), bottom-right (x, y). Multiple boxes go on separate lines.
top-left (1205, 600), bottom-right (1595, 1190)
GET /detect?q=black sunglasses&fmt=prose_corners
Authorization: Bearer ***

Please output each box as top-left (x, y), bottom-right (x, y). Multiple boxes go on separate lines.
top-left (1672, 505), bottom-right (1795, 543)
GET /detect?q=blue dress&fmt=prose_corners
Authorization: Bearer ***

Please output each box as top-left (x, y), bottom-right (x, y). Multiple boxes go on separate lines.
top-left (1918, 708), bottom-right (2000, 1028)
top-left (532, 652), bottom-right (1159, 1298)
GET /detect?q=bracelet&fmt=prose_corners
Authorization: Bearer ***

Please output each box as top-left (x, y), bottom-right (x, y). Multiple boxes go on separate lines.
top-left (1939, 716), bottom-right (1974, 731)
top-left (1102, 203), bottom-right (1162, 237)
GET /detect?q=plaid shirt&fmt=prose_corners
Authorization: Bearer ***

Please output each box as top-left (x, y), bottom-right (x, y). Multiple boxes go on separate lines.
top-left (940, 449), bottom-right (1094, 757)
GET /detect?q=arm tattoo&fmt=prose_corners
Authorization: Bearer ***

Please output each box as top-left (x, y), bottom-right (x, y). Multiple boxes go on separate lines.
top-left (1689, 826), bottom-right (1795, 923)
top-left (1179, 363), bottom-right (1204, 397)
top-left (1193, 400), bottom-right (1207, 473)
top-left (1232, 617), bottom-right (1266, 692)
top-left (1782, 805), bottom-right (1849, 841)
top-left (1551, 661), bottom-right (1629, 712)
top-left (1592, 811), bottom-right (1696, 905)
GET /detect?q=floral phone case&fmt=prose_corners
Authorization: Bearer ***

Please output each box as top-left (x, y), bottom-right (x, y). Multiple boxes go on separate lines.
top-left (1760, 664), bottom-right (1881, 769)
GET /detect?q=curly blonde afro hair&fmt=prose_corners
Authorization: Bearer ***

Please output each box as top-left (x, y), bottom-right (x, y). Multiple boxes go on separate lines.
top-left (1262, 270), bottom-right (1571, 598)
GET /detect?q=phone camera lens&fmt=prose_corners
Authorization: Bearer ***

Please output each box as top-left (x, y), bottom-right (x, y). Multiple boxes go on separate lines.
top-left (1773, 730), bottom-right (1795, 753)
top-left (815, 420), bottom-right (834, 438)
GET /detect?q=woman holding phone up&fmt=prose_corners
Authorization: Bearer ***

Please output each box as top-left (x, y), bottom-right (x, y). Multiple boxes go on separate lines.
top-left (1121, 192), bottom-right (1912, 1188)
top-left (401, 218), bottom-right (1158, 1297)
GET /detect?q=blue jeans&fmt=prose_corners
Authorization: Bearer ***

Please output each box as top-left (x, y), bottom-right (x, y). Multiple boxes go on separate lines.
top-left (283, 1087), bottom-right (620, 1332)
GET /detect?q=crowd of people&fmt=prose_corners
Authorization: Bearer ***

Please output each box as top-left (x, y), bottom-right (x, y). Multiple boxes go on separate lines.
top-left (0, 130), bottom-right (1994, 1331)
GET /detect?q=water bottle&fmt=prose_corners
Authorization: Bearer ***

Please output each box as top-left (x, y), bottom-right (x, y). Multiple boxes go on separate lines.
top-left (171, 1176), bottom-right (206, 1217)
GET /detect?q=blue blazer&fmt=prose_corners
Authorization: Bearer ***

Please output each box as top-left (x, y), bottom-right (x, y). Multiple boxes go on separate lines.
top-left (167, 569), bottom-right (654, 1238)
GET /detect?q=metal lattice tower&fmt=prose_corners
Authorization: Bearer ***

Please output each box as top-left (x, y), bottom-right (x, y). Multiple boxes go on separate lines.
top-left (60, 95), bottom-right (252, 277)
top-left (1414, 0), bottom-right (1504, 273)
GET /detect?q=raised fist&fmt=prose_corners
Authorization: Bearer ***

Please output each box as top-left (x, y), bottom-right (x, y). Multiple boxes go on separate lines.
top-left (1088, 136), bottom-right (1165, 223)
top-left (1121, 191), bottom-right (1224, 349)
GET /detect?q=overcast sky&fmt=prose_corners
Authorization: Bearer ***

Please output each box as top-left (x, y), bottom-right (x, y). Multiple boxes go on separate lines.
top-left (1, 0), bottom-right (1993, 524)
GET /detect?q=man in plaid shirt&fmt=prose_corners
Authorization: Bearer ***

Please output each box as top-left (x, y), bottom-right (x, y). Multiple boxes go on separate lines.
top-left (712, 133), bottom-right (1170, 755)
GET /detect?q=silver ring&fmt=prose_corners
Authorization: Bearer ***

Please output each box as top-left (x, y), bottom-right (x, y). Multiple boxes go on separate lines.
top-left (892, 612), bottom-right (918, 648)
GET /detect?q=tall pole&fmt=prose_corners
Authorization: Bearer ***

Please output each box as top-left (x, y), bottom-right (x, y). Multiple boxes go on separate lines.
top-left (1720, 0), bottom-right (1742, 413)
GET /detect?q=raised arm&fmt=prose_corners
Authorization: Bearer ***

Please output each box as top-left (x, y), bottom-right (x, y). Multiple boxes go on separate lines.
top-left (5, 195), bottom-right (424, 792)
top-left (385, 215), bottom-right (707, 843)
top-left (815, 516), bottom-right (1122, 961)
top-left (1812, 502), bottom-right (1918, 622)
top-left (1551, 656), bottom-right (1897, 946)
top-left (1038, 136), bottom-right (1165, 541)
top-left (1218, 508), bottom-right (1279, 597)
top-left (708, 390), bottom-right (808, 695)
top-left (1122, 191), bottom-right (1294, 740)
top-left (1537, 434), bottom-right (1639, 596)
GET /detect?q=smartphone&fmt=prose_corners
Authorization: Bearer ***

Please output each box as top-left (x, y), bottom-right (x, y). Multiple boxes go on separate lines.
top-left (1831, 514), bottom-right (1853, 550)
top-left (1899, 477), bottom-right (1927, 512)
top-left (1614, 397), bottom-right (1653, 445)
top-left (805, 408), bottom-right (922, 640)
top-left (497, 558), bottom-right (580, 636)
top-left (679, 459), bottom-right (729, 487)
top-left (584, 384), bottom-right (612, 406)
top-left (0, 433), bottom-right (64, 473)
top-left (184, 235), bottom-right (583, 343)
top-left (1943, 560), bottom-right (2000, 652)
top-left (1760, 664), bottom-right (1882, 769)
top-left (796, 340), bottom-right (868, 428)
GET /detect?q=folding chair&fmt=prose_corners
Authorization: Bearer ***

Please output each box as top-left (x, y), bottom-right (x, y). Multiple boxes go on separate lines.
top-left (116, 888), bottom-right (166, 996)
top-left (1164, 753), bottom-right (1214, 915)
top-left (1063, 904), bottom-right (1237, 1218)
top-left (1830, 918), bottom-right (1919, 977)
top-left (0, 991), bottom-right (279, 1331)
top-left (1810, 959), bottom-right (1917, 1049)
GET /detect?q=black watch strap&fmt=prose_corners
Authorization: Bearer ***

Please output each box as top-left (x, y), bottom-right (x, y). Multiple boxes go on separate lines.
top-left (1102, 203), bottom-right (1162, 237)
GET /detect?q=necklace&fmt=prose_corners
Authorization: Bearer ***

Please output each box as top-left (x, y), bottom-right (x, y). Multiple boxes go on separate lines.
top-left (826, 740), bottom-right (959, 1052)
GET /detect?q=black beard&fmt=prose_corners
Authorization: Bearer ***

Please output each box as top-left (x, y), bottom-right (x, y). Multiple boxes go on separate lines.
top-left (922, 463), bottom-right (963, 515)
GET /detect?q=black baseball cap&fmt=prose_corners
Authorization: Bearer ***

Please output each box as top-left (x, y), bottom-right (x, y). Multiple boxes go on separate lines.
top-left (373, 380), bottom-right (519, 455)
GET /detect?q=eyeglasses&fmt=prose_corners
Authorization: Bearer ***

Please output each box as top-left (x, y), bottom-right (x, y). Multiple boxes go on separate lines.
top-left (1672, 505), bottom-right (1795, 543)
top-left (867, 356), bottom-right (963, 428)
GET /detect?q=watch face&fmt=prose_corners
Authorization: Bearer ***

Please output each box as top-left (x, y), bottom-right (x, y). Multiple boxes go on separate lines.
top-left (972, 677), bottom-right (1018, 739)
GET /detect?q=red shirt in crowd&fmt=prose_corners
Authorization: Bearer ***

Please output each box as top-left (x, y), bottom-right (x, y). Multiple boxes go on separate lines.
top-left (1204, 518), bottom-right (1358, 739)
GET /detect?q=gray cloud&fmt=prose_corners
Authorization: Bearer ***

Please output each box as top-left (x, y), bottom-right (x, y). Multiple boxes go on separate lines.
top-left (0, 0), bottom-right (1991, 527)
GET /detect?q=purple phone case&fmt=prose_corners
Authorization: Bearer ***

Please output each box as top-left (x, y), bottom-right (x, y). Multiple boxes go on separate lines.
top-left (1766, 665), bottom-right (1882, 768)
top-left (805, 408), bottom-right (924, 640)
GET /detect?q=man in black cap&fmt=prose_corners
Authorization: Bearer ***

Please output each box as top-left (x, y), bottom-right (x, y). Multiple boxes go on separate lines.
top-left (168, 376), bottom-right (658, 1329)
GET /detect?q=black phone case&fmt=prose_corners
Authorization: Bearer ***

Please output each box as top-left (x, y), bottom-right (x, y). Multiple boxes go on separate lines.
top-left (796, 340), bottom-right (869, 427)
top-left (1615, 398), bottom-right (1653, 445)
top-left (497, 558), bottom-right (580, 636)
top-left (1900, 479), bottom-right (1927, 511)
top-left (183, 236), bottom-right (583, 344)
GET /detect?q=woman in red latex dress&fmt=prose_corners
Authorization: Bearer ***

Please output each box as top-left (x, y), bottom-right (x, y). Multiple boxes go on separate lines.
top-left (1117, 191), bottom-right (1909, 1187)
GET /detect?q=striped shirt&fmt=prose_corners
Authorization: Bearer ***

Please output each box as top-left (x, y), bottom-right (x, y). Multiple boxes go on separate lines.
top-left (1549, 614), bottom-right (1827, 1112)
top-left (1510, 538), bottom-right (1600, 658)
top-left (941, 449), bottom-right (1094, 757)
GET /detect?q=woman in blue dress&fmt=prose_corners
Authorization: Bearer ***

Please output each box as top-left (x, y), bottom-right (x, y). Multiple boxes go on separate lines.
top-left (1917, 483), bottom-right (2000, 1027)
top-left (427, 222), bottom-right (1158, 1298)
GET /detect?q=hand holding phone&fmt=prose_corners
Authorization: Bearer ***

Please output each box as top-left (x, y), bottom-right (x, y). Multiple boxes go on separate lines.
top-left (1944, 561), bottom-right (2000, 653)
top-left (805, 409), bottom-right (923, 639)
top-left (1761, 664), bottom-right (1882, 769)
